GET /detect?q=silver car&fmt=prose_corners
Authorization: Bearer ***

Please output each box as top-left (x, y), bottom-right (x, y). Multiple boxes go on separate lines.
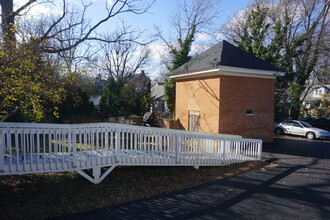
top-left (275, 120), bottom-right (330, 140)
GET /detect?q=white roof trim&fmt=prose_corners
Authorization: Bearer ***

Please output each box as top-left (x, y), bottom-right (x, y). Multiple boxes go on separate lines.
top-left (220, 65), bottom-right (285, 77)
top-left (170, 65), bottom-right (286, 80)
top-left (169, 68), bottom-right (219, 79)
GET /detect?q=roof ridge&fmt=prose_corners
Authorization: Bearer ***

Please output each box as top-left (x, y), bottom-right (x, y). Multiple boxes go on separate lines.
top-left (170, 40), bottom-right (284, 75)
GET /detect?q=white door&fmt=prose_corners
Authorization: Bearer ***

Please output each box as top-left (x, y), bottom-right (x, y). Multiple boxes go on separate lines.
top-left (189, 111), bottom-right (200, 131)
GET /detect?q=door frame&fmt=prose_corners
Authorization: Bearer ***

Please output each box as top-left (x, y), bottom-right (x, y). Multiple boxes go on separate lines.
top-left (188, 110), bottom-right (200, 131)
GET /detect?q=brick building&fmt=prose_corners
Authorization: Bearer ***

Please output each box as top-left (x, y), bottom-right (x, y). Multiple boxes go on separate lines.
top-left (170, 40), bottom-right (285, 142)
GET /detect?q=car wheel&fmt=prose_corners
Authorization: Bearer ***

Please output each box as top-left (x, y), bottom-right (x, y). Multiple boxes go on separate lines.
top-left (275, 128), bottom-right (283, 135)
top-left (306, 132), bottom-right (315, 140)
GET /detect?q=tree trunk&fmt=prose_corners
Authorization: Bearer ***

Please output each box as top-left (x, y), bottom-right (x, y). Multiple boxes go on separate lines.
top-left (289, 89), bottom-right (303, 120)
top-left (0, 0), bottom-right (16, 50)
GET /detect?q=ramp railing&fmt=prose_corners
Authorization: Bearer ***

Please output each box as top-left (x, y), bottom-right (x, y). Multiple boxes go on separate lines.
top-left (0, 122), bottom-right (262, 183)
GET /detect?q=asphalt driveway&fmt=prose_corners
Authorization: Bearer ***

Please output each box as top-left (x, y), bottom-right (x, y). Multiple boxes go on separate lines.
top-left (52, 137), bottom-right (330, 220)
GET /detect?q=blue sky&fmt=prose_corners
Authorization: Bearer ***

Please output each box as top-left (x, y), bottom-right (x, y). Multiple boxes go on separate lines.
top-left (16, 0), bottom-right (254, 78)
top-left (142, 0), bottom-right (253, 31)
top-left (89, 0), bottom-right (253, 37)
top-left (103, 0), bottom-right (254, 78)
top-left (16, 0), bottom-right (253, 43)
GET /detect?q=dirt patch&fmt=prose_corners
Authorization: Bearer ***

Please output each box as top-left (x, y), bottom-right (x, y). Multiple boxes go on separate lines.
top-left (0, 160), bottom-right (270, 220)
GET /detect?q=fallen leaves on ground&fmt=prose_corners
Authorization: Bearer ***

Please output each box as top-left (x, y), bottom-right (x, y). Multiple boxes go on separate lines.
top-left (0, 160), bottom-right (269, 220)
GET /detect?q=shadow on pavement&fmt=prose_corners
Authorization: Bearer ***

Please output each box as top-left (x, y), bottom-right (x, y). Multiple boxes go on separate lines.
top-left (263, 137), bottom-right (330, 159)
top-left (51, 158), bottom-right (330, 220)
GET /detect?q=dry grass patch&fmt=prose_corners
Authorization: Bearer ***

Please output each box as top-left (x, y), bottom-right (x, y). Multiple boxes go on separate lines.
top-left (0, 160), bottom-right (270, 220)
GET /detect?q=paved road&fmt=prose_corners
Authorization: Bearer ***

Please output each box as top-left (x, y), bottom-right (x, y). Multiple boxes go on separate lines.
top-left (53, 137), bottom-right (330, 220)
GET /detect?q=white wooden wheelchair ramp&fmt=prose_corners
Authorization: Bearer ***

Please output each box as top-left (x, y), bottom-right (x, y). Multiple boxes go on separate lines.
top-left (0, 122), bottom-right (262, 184)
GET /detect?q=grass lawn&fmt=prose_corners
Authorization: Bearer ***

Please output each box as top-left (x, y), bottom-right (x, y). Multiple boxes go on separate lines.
top-left (0, 161), bottom-right (273, 219)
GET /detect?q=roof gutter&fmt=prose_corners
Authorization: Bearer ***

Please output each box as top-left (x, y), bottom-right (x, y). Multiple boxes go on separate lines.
top-left (169, 65), bottom-right (286, 79)
top-left (169, 68), bottom-right (219, 79)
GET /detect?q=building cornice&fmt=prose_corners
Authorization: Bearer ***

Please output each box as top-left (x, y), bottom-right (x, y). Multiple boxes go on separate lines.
top-left (169, 65), bottom-right (286, 80)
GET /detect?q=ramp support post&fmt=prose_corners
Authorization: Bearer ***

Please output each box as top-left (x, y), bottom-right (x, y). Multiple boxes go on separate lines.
top-left (77, 166), bottom-right (116, 184)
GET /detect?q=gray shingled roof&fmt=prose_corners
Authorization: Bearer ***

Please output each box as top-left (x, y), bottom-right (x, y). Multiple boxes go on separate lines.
top-left (151, 82), bottom-right (165, 101)
top-left (171, 40), bottom-right (284, 75)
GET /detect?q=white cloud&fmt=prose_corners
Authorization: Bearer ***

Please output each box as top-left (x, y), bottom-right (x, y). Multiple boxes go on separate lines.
top-left (137, 43), bottom-right (170, 79)
top-left (195, 32), bottom-right (212, 42)
top-left (142, 42), bottom-right (215, 79)
top-left (226, 1), bottom-right (305, 36)
top-left (91, 0), bottom-right (113, 5)
top-left (195, 32), bottom-right (225, 44)
top-left (15, 0), bottom-right (62, 18)
top-left (191, 43), bottom-right (210, 54)
top-left (142, 42), bottom-right (216, 78)
top-left (146, 43), bottom-right (169, 61)
top-left (214, 32), bottom-right (224, 40)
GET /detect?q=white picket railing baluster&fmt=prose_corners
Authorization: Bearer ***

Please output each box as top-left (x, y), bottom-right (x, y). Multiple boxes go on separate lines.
top-left (0, 122), bottom-right (262, 183)
top-left (0, 130), bottom-right (4, 172)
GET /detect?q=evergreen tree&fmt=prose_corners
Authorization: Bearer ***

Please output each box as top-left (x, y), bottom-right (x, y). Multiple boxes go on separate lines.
top-left (228, 1), bottom-right (329, 120)
top-left (100, 77), bottom-right (124, 116)
top-left (164, 25), bottom-right (196, 116)
top-left (137, 80), bottom-right (151, 115)
top-left (161, 0), bottom-right (220, 117)
top-left (100, 76), bottom-right (151, 116)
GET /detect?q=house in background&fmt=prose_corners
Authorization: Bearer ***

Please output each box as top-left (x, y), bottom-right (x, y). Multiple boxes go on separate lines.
top-left (130, 70), bottom-right (150, 92)
top-left (151, 81), bottom-right (167, 116)
top-left (304, 85), bottom-right (330, 105)
top-left (303, 84), bottom-right (330, 117)
top-left (90, 95), bottom-right (101, 109)
top-left (170, 40), bottom-right (285, 142)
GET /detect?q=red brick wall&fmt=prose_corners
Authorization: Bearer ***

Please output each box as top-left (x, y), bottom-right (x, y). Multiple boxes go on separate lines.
top-left (175, 76), bottom-right (220, 133)
top-left (219, 75), bottom-right (275, 142)
top-left (175, 74), bottom-right (275, 142)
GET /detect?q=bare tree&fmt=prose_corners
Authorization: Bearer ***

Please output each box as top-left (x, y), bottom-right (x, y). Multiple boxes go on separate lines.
top-left (0, 0), bottom-right (154, 52)
top-left (221, 0), bottom-right (330, 119)
top-left (316, 21), bottom-right (330, 84)
top-left (0, 0), bottom-right (154, 121)
top-left (97, 27), bottom-right (151, 83)
top-left (48, 11), bottom-right (96, 75)
top-left (156, 0), bottom-right (221, 71)
top-left (155, 0), bottom-right (221, 116)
